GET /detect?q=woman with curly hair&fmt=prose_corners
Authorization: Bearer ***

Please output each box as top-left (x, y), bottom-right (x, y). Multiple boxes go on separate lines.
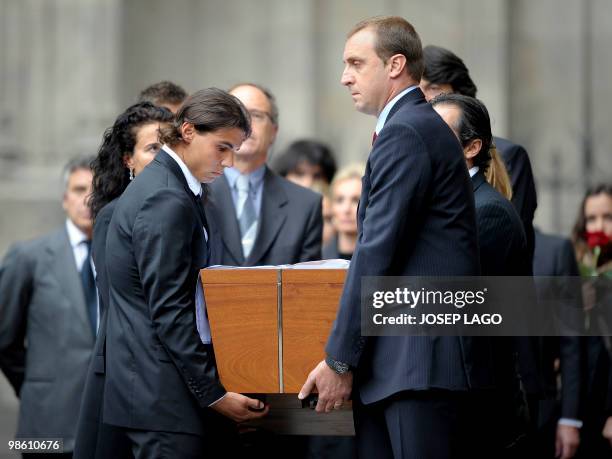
top-left (571, 184), bottom-right (612, 458)
top-left (74, 101), bottom-right (173, 459)
top-left (89, 101), bottom-right (174, 219)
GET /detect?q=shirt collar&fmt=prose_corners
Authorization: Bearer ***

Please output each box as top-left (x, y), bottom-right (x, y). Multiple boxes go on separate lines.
top-left (468, 166), bottom-right (480, 177)
top-left (162, 145), bottom-right (202, 196)
top-left (224, 164), bottom-right (266, 190)
top-left (65, 218), bottom-right (89, 248)
top-left (375, 85), bottom-right (419, 135)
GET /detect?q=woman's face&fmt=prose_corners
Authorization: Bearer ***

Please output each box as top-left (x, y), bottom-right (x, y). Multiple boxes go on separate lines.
top-left (184, 126), bottom-right (245, 183)
top-left (331, 177), bottom-right (361, 236)
top-left (125, 122), bottom-right (164, 176)
top-left (584, 192), bottom-right (612, 237)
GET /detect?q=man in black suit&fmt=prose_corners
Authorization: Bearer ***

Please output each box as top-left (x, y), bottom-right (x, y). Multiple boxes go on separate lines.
top-left (0, 157), bottom-right (96, 458)
top-left (420, 44), bottom-right (538, 262)
top-left (533, 229), bottom-right (583, 458)
top-left (205, 83), bottom-right (322, 267)
top-left (102, 89), bottom-right (268, 458)
top-left (299, 17), bottom-right (498, 458)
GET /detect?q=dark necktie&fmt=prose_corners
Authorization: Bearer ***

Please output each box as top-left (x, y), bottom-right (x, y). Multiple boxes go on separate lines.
top-left (80, 240), bottom-right (97, 334)
top-left (372, 131), bottom-right (378, 146)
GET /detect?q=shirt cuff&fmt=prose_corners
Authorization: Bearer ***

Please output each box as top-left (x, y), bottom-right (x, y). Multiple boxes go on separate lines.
top-left (208, 392), bottom-right (227, 408)
top-left (558, 418), bottom-right (583, 429)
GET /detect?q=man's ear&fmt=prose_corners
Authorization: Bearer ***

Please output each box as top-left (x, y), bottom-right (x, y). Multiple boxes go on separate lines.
top-left (464, 139), bottom-right (483, 161)
top-left (388, 53), bottom-right (407, 78)
top-left (270, 124), bottom-right (279, 145)
top-left (180, 122), bottom-right (195, 144)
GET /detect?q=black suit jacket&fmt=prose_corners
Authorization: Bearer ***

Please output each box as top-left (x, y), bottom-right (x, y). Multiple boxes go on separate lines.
top-left (495, 136), bottom-right (537, 263)
top-left (205, 167), bottom-right (322, 266)
top-left (103, 150), bottom-right (224, 435)
top-left (472, 171), bottom-right (530, 276)
top-left (74, 200), bottom-right (131, 459)
top-left (325, 88), bottom-right (489, 405)
top-left (532, 229), bottom-right (583, 420)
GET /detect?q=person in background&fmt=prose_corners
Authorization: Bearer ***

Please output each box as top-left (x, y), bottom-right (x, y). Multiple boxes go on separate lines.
top-left (205, 83), bottom-right (322, 267)
top-left (421, 44), bottom-right (538, 263)
top-left (322, 163), bottom-right (364, 260)
top-left (532, 227), bottom-right (584, 459)
top-left (572, 184), bottom-right (612, 458)
top-left (272, 139), bottom-right (337, 189)
top-left (272, 139), bottom-right (336, 246)
top-left (74, 101), bottom-right (174, 459)
top-left (0, 157), bottom-right (96, 458)
top-left (138, 80), bottom-right (188, 114)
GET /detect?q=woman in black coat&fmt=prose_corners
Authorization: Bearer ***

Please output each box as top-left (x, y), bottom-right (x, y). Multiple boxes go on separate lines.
top-left (73, 101), bottom-right (173, 459)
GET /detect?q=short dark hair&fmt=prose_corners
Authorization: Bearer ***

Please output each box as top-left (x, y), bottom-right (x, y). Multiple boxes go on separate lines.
top-left (62, 156), bottom-right (95, 190)
top-left (423, 45), bottom-right (477, 97)
top-left (229, 82), bottom-right (279, 126)
top-left (431, 93), bottom-right (492, 172)
top-left (138, 81), bottom-right (188, 107)
top-left (272, 140), bottom-right (337, 184)
top-left (349, 16), bottom-right (424, 81)
top-left (159, 88), bottom-right (251, 146)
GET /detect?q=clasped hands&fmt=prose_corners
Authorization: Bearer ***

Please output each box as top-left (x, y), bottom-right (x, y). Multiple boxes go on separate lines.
top-left (298, 360), bottom-right (353, 413)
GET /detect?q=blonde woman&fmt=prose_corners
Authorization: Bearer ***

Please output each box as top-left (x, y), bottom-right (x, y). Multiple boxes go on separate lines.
top-left (322, 163), bottom-right (365, 260)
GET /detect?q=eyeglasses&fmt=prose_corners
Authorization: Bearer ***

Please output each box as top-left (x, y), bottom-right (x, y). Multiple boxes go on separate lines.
top-left (249, 109), bottom-right (273, 123)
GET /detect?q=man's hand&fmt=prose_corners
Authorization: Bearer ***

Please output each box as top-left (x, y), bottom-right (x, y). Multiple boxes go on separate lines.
top-left (555, 424), bottom-right (580, 459)
top-left (298, 360), bottom-right (352, 413)
top-left (602, 416), bottom-right (612, 447)
top-left (210, 392), bottom-right (269, 423)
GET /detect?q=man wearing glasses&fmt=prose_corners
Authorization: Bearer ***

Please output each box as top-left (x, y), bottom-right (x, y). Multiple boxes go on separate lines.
top-left (205, 83), bottom-right (322, 267)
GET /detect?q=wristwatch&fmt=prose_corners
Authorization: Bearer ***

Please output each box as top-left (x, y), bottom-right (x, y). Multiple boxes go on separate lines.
top-left (325, 356), bottom-right (350, 375)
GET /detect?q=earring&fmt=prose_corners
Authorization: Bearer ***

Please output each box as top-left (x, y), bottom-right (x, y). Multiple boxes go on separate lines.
top-left (129, 168), bottom-right (134, 181)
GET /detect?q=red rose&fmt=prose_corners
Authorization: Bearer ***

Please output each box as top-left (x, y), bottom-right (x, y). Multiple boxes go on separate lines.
top-left (585, 230), bottom-right (611, 249)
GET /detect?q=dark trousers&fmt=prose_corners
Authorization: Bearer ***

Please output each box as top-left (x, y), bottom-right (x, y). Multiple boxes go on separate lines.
top-left (353, 390), bottom-right (495, 459)
top-left (121, 419), bottom-right (242, 459)
top-left (124, 430), bottom-right (204, 459)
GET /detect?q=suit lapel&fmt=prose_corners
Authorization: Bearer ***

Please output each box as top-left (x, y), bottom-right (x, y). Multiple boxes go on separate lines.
top-left (47, 228), bottom-right (93, 341)
top-left (208, 175), bottom-right (244, 265)
top-left (471, 171), bottom-right (487, 193)
top-left (385, 87), bottom-right (426, 125)
top-left (246, 168), bottom-right (288, 266)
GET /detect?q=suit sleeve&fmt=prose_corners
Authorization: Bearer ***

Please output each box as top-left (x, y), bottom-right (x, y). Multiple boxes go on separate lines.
top-left (0, 243), bottom-right (34, 396)
top-left (298, 194), bottom-right (323, 262)
top-left (325, 124), bottom-right (431, 367)
top-left (503, 144), bottom-right (537, 263)
top-left (133, 190), bottom-right (226, 407)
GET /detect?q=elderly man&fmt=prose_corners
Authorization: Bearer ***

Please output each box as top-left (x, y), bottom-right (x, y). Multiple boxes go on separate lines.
top-left (0, 157), bottom-right (96, 458)
top-left (205, 83), bottom-right (322, 267)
